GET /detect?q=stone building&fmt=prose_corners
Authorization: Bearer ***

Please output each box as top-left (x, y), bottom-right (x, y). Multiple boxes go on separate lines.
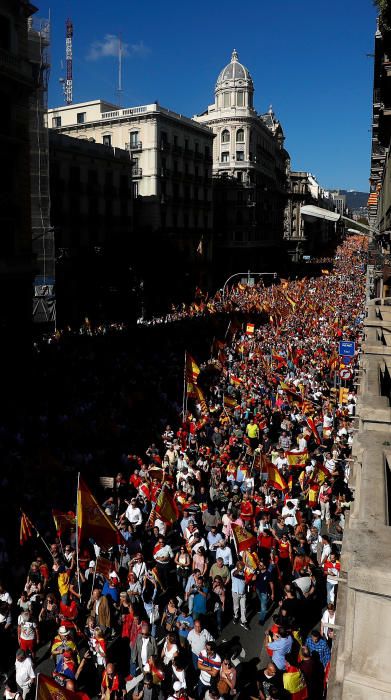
top-left (49, 132), bottom-right (133, 324)
top-left (194, 50), bottom-right (290, 280)
top-left (284, 172), bottom-right (338, 261)
top-left (48, 100), bottom-right (214, 306)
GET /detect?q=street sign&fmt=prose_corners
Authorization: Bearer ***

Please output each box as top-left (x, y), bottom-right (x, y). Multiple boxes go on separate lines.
top-left (339, 341), bottom-right (355, 357)
top-left (340, 356), bottom-right (352, 366)
top-left (340, 368), bottom-right (353, 380)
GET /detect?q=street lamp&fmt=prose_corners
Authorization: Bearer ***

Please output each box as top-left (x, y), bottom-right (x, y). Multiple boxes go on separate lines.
top-left (300, 205), bottom-right (379, 239)
top-left (222, 270), bottom-right (278, 299)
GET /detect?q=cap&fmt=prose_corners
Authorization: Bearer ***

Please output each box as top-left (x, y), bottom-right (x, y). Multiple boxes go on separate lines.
top-left (312, 510), bottom-right (321, 516)
top-left (89, 560), bottom-right (95, 567)
top-left (173, 682), bottom-right (182, 692)
top-left (58, 625), bottom-right (69, 635)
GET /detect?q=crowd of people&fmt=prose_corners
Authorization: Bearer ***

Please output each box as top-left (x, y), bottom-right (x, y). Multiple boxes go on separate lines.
top-left (0, 235), bottom-right (367, 700)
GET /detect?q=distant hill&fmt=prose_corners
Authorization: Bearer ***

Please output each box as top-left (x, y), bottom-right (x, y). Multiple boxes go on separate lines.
top-left (338, 190), bottom-right (369, 210)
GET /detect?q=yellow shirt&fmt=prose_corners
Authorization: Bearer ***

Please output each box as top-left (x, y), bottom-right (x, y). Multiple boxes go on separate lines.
top-left (246, 423), bottom-right (259, 438)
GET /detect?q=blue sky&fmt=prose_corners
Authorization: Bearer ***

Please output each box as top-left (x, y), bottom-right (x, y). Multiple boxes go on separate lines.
top-left (38, 0), bottom-right (376, 191)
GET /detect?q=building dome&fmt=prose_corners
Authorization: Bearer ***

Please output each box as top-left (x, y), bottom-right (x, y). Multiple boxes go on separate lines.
top-left (216, 50), bottom-right (253, 90)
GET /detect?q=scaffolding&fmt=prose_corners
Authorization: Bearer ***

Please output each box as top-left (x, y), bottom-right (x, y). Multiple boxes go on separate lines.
top-left (28, 16), bottom-right (56, 326)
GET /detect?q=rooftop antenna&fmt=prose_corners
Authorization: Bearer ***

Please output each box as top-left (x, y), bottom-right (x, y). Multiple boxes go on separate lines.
top-left (116, 34), bottom-right (123, 106)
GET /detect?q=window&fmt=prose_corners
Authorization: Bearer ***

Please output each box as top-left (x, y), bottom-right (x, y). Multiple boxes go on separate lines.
top-left (130, 131), bottom-right (139, 147)
top-left (236, 91), bottom-right (244, 107)
top-left (132, 182), bottom-right (139, 198)
top-left (103, 134), bottom-right (111, 147)
top-left (184, 138), bottom-right (189, 151)
top-left (236, 151), bottom-right (244, 161)
top-left (221, 129), bottom-right (230, 143)
top-left (237, 172), bottom-right (243, 182)
top-left (223, 92), bottom-right (231, 108)
top-left (52, 116), bottom-right (61, 128)
top-left (205, 145), bottom-right (210, 158)
top-left (173, 135), bottom-right (178, 146)
top-left (236, 129), bottom-right (244, 143)
top-left (221, 152), bottom-right (229, 163)
top-left (77, 112), bottom-right (86, 124)
top-left (195, 142), bottom-right (199, 153)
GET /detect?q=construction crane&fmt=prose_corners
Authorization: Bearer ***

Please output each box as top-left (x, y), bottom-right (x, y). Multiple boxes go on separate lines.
top-left (60, 18), bottom-right (73, 104)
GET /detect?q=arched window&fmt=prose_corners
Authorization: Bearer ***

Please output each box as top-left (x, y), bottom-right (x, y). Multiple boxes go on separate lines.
top-left (221, 129), bottom-right (230, 143)
top-left (236, 129), bottom-right (245, 143)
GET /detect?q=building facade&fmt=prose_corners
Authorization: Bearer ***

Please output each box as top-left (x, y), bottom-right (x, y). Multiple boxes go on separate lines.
top-left (194, 50), bottom-right (290, 279)
top-left (284, 172), bottom-right (338, 261)
top-left (48, 100), bottom-right (214, 305)
top-left (0, 0), bottom-right (37, 402)
top-left (49, 132), bottom-right (133, 324)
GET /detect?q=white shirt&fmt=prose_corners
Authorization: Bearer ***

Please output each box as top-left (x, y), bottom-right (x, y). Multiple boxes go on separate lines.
top-left (141, 637), bottom-right (149, 666)
top-left (154, 544), bottom-right (173, 564)
top-left (125, 505), bottom-right (143, 526)
top-left (215, 547), bottom-right (233, 567)
top-left (282, 503), bottom-right (298, 527)
top-left (17, 616), bottom-right (37, 640)
top-left (187, 628), bottom-right (213, 656)
top-left (15, 658), bottom-right (35, 689)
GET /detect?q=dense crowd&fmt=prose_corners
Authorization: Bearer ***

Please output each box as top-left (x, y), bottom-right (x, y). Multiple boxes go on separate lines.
top-left (0, 235), bottom-right (367, 700)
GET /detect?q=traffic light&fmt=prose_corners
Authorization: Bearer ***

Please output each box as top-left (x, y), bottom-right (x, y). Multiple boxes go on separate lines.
top-left (339, 387), bottom-right (349, 405)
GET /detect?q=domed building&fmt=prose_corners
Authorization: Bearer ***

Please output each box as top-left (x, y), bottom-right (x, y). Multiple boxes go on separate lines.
top-left (195, 50), bottom-right (290, 278)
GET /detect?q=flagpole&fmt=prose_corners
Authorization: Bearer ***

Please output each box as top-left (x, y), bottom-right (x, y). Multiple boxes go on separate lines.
top-left (76, 472), bottom-right (81, 596)
top-left (90, 558), bottom-right (97, 599)
top-left (182, 351), bottom-right (187, 420)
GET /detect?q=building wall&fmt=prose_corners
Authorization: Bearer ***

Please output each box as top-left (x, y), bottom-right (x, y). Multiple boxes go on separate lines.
top-left (49, 132), bottom-right (133, 323)
top-left (0, 0), bottom-right (36, 402)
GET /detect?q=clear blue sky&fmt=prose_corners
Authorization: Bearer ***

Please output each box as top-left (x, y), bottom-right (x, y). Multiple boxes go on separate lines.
top-left (38, 0), bottom-right (376, 191)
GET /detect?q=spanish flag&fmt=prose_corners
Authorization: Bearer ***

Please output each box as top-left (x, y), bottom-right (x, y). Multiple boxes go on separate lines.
top-left (306, 417), bottom-right (321, 445)
top-left (231, 523), bottom-right (257, 553)
top-left (224, 395), bottom-right (237, 409)
top-left (286, 451), bottom-right (309, 468)
top-left (20, 511), bottom-right (35, 546)
top-left (77, 476), bottom-right (121, 549)
top-left (52, 509), bottom-right (76, 537)
top-left (36, 673), bottom-right (90, 700)
top-left (194, 385), bottom-right (208, 415)
top-left (267, 463), bottom-right (288, 491)
top-left (230, 375), bottom-right (243, 386)
top-left (155, 486), bottom-right (179, 524)
top-left (186, 353), bottom-right (200, 384)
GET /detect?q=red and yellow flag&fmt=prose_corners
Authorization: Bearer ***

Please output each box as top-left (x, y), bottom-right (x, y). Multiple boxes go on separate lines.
top-left (155, 486), bottom-right (179, 524)
top-left (77, 476), bottom-right (121, 549)
top-left (194, 384), bottom-right (208, 415)
top-left (224, 395), bottom-right (237, 409)
top-left (36, 673), bottom-right (90, 700)
top-left (231, 523), bottom-right (257, 553)
top-left (230, 375), bottom-right (243, 387)
top-left (286, 451), bottom-right (309, 468)
top-left (267, 463), bottom-right (288, 491)
top-left (20, 511), bottom-right (35, 546)
top-left (52, 510), bottom-right (76, 537)
top-left (306, 417), bottom-right (321, 445)
top-left (186, 353), bottom-right (200, 384)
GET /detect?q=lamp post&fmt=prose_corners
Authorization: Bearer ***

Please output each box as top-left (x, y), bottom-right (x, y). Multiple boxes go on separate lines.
top-left (222, 270), bottom-right (278, 300)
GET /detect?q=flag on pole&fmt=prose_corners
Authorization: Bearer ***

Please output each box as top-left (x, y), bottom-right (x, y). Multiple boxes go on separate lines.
top-left (231, 523), bottom-right (257, 553)
top-left (20, 511), bottom-right (35, 546)
top-left (194, 385), bottom-right (208, 415)
top-left (306, 417), bottom-right (322, 445)
top-left (267, 463), bottom-right (288, 491)
top-left (285, 451), bottom-right (309, 468)
top-left (36, 673), bottom-right (90, 700)
top-left (155, 486), bottom-right (179, 524)
top-left (185, 354), bottom-right (200, 384)
top-left (52, 510), bottom-right (76, 537)
top-left (230, 376), bottom-right (242, 387)
top-left (77, 476), bottom-right (121, 549)
top-left (224, 396), bottom-right (237, 409)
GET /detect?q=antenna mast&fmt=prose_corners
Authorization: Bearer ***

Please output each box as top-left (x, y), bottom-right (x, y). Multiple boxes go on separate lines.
top-left (65, 18), bottom-right (73, 104)
top-left (117, 34), bottom-right (123, 106)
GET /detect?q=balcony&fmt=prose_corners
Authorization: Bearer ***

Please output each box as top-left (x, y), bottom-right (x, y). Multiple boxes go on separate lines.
top-left (183, 148), bottom-right (194, 158)
top-left (131, 167), bottom-right (142, 178)
top-left (172, 144), bottom-right (182, 155)
top-left (160, 141), bottom-right (171, 152)
top-left (194, 150), bottom-right (203, 161)
top-left (160, 168), bottom-right (171, 177)
top-left (125, 141), bottom-right (143, 152)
